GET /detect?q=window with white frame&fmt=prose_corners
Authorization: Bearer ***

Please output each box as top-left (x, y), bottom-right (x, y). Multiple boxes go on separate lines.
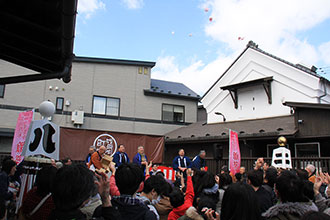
top-left (162, 104), bottom-right (185, 123)
top-left (92, 96), bottom-right (120, 116)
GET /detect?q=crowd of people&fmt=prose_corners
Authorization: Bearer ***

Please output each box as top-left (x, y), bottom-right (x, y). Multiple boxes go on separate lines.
top-left (1, 146), bottom-right (330, 220)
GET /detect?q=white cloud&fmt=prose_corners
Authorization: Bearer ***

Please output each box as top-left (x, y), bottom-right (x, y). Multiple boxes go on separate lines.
top-left (78, 0), bottom-right (106, 19)
top-left (319, 41), bottom-right (330, 65)
top-left (152, 54), bottom-right (235, 95)
top-left (153, 0), bottom-right (330, 95)
top-left (121, 0), bottom-right (144, 9)
top-left (204, 0), bottom-right (330, 64)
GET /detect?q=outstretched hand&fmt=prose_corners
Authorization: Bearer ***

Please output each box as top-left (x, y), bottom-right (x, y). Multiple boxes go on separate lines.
top-left (314, 173), bottom-right (323, 195)
top-left (187, 168), bottom-right (193, 176)
top-left (202, 208), bottom-right (220, 220)
top-left (215, 175), bottom-right (220, 185)
top-left (320, 172), bottom-right (330, 185)
top-left (95, 172), bottom-right (112, 207)
top-left (110, 162), bottom-right (116, 176)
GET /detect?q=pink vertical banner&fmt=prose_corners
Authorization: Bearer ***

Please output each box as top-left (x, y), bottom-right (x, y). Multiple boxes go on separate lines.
top-left (11, 110), bottom-right (34, 164)
top-left (229, 130), bottom-right (241, 174)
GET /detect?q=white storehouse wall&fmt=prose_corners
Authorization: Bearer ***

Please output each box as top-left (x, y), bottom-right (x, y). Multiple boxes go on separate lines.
top-left (202, 48), bottom-right (330, 124)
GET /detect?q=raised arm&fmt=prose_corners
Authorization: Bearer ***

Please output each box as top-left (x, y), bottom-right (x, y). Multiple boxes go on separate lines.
top-left (145, 161), bottom-right (153, 179)
top-left (184, 168), bottom-right (194, 206)
top-left (109, 163), bottom-right (120, 196)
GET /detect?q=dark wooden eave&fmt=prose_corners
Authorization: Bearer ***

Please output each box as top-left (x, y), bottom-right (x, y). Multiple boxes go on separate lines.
top-left (0, 0), bottom-right (78, 84)
top-left (284, 102), bottom-right (330, 110)
top-left (220, 77), bottom-right (273, 109)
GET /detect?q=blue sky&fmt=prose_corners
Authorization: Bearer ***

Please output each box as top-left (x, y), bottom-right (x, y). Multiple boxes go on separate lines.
top-left (75, 0), bottom-right (330, 95)
top-left (75, 0), bottom-right (219, 65)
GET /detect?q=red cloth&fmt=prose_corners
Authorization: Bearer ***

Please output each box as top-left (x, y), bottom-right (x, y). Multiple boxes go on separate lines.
top-left (168, 176), bottom-right (194, 220)
top-left (21, 187), bottom-right (55, 220)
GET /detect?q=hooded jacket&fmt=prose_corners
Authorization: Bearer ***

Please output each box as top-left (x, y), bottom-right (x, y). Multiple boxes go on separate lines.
top-left (262, 201), bottom-right (318, 220)
top-left (154, 196), bottom-right (173, 220)
top-left (49, 206), bottom-right (122, 220)
top-left (112, 196), bottom-right (157, 220)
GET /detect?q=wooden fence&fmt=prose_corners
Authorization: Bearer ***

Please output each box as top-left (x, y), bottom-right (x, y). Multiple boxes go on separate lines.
top-left (1, 152), bottom-right (329, 175)
top-left (205, 157), bottom-right (330, 174)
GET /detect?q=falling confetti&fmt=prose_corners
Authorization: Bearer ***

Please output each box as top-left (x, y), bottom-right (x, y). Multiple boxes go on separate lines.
top-left (238, 37), bottom-right (245, 40)
top-left (204, 8), bottom-right (209, 12)
top-left (188, 33), bottom-right (193, 37)
top-left (209, 17), bottom-right (213, 22)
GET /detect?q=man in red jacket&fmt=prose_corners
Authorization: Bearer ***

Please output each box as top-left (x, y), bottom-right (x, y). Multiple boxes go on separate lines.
top-left (168, 168), bottom-right (194, 220)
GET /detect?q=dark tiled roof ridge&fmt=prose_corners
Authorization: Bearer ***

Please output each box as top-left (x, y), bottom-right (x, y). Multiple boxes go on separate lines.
top-left (74, 56), bottom-right (156, 67)
top-left (246, 41), bottom-right (321, 78)
top-left (202, 40), bottom-right (328, 99)
top-left (151, 78), bottom-right (186, 85)
top-left (165, 114), bottom-right (296, 140)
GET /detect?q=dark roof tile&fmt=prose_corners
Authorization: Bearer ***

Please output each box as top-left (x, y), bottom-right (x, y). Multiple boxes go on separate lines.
top-left (145, 79), bottom-right (200, 100)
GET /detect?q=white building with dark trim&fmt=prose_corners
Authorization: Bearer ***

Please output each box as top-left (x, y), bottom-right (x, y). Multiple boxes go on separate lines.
top-left (164, 41), bottom-right (330, 173)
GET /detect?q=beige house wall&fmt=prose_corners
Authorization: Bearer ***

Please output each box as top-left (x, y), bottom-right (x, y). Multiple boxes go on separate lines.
top-left (0, 59), bottom-right (198, 142)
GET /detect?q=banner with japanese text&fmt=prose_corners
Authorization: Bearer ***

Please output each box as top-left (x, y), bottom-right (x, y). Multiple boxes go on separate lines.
top-left (11, 110), bottom-right (34, 164)
top-left (229, 130), bottom-right (241, 174)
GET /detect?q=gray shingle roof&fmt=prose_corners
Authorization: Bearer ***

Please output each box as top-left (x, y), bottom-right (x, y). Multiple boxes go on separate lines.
top-left (165, 115), bottom-right (297, 143)
top-left (146, 79), bottom-right (200, 100)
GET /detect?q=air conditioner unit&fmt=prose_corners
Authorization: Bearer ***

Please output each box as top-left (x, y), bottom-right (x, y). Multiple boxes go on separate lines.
top-left (71, 110), bottom-right (84, 125)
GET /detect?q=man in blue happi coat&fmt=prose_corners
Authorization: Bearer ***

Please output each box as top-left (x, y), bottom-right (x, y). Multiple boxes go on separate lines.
top-left (133, 146), bottom-right (148, 172)
top-left (172, 149), bottom-right (191, 174)
top-left (112, 144), bottom-right (130, 168)
top-left (192, 150), bottom-right (206, 170)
